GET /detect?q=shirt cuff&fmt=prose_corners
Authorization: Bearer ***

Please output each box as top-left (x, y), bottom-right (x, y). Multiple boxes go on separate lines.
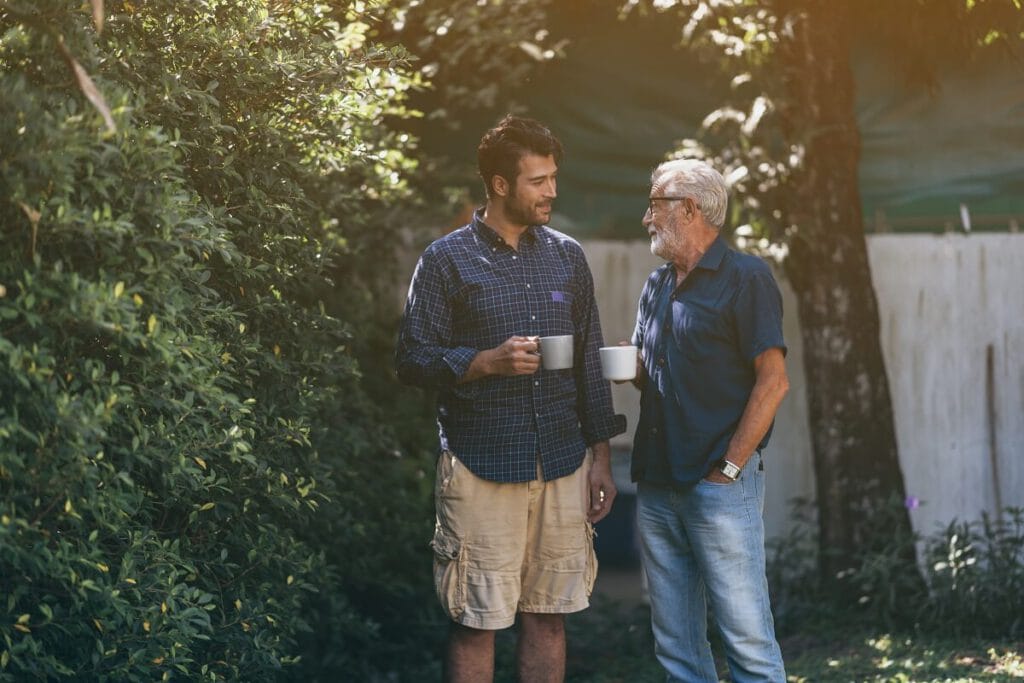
top-left (443, 346), bottom-right (480, 384)
top-left (584, 413), bottom-right (627, 446)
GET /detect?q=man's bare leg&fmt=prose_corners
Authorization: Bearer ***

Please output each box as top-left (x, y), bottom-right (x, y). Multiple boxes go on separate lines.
top-left (446, 622), bottom-right (495, 683)
top-left (517, 613), bottom-right (566, 683)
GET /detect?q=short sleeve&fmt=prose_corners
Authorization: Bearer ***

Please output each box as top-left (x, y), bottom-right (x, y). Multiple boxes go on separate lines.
top-left (733, 268), bottom-right (786, 362)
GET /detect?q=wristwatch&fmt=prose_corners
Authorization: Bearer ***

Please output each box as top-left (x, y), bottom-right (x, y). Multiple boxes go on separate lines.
top-left (718, 459), bottom-right (742, 481)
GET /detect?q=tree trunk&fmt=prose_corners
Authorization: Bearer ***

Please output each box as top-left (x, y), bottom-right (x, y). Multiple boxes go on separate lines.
top-left (776, 2), bottom-right (916, 579)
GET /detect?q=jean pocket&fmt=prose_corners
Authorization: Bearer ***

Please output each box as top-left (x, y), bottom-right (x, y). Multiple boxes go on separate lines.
top-left (698, 476), bottom-right (740, 488)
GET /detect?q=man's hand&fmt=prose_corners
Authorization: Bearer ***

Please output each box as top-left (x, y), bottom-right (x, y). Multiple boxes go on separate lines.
top-left (702, 467), bottom-right (736, 484)
top-left (460, 335), bottom-right (540, 382)
top-left (487, 335), bottom-right (541, 376)
top-left (588, 442), bottom-right (617, 523)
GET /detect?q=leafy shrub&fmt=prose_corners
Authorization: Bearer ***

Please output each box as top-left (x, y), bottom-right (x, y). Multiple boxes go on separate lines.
top-left (767, 499), bottom-right (1024, 639)
top-left (1, 2), bottom-right (437, 680)
top-left (922, 507), bottom-right (1024, 638)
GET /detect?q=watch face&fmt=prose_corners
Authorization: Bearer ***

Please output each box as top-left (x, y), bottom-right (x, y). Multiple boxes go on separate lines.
top-left (721, 461), bottom-right (741, 480)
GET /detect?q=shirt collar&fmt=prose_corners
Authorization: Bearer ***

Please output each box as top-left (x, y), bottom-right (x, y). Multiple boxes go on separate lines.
top-left (695, 234), bottom-right (728, 271)
top-left (472, 208), bottom-right (538, 248)
top-left (665, 234), bottom-right (728, 288)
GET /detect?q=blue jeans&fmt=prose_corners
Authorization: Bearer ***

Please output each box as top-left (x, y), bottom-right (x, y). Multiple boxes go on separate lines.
top-left (637, 454), bottom-right (786, 682)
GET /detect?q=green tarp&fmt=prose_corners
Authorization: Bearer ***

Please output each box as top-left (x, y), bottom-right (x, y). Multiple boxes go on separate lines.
top-left (418, 7), bottom-right (1024, 238)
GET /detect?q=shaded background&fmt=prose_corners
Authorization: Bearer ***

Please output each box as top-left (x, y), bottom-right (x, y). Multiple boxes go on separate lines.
top-left (414, 4), bottom-right (1024, 237)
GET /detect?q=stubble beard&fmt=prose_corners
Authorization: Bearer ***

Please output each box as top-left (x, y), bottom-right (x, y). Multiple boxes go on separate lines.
top-left (506, 189), bottom-right (549, 227)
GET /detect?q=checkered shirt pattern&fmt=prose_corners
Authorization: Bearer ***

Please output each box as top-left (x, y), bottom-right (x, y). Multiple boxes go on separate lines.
top-left (396, 211), bottom-right (625, 483)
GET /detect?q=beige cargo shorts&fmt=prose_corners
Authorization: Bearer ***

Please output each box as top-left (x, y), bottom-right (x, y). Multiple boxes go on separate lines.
top-left (430, 451), bottom-right (598, 630)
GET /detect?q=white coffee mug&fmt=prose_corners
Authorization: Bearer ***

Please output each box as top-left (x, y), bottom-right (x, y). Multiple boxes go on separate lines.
top-left (599, 345), bottom-right (638, 381)
top-left (539, 335), bottom-right (574, 370)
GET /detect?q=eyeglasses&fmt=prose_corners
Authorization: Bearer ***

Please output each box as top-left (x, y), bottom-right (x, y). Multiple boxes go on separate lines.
top-left (647, 196), bottom-right (691, 215)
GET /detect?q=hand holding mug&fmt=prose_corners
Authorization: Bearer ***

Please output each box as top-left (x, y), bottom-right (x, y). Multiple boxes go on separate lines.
top-left (488, 335), bottom-right (541, 376)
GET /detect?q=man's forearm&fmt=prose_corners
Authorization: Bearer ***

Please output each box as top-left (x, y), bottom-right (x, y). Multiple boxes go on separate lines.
top-left (724, 387), bottom-right (784, 467)
top-left (457, 349), bottom-right (492, 384)
top-left (723, 352), bottom-right (789, 468)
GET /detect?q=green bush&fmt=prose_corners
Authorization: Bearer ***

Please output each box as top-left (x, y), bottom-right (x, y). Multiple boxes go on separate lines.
top-left (1, 2), bottom-right (437, 679)
top-left (767, 499), bottom-right (1024, 639)
top-left (923, 507), bottom-right (1024, 638)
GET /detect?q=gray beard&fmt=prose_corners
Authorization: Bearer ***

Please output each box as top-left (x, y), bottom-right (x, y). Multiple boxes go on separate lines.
top-left (650, 234), bottom-right (673, 260)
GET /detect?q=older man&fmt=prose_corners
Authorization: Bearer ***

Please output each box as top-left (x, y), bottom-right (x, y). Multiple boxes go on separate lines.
top-left (630, 159), bottom-right (789, 682)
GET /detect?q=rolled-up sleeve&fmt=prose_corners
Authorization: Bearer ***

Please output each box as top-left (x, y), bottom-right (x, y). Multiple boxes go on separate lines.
top-left (571, 249), bottom-right (626, 445)
top-left (395, 248), bottom-right (478, 388)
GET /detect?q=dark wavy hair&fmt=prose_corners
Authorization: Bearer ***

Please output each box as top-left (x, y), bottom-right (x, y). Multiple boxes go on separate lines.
top-left (477, 115), bottom-right (563, 199)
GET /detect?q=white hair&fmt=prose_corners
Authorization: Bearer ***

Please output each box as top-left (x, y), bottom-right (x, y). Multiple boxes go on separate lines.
top-left (652, 159), bottom-right (728, 229)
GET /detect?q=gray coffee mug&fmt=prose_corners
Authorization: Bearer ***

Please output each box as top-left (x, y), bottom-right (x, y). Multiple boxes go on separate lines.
top-left (539, 335), bottom-right (573, 370)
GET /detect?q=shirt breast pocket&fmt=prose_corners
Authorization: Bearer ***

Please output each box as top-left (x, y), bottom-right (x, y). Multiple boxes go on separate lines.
top-left (671, 303), bottom-right (729, 360)
top-left (541, 289), bottom-right (575, 334)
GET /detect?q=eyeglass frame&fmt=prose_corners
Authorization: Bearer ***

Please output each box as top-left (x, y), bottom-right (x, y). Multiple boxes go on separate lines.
top-left (646, 196), bottom-right (694, 215)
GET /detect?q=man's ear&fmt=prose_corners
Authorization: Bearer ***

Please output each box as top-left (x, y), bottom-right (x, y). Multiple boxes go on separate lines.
top-left (491, 175), bottom-right (510, 198)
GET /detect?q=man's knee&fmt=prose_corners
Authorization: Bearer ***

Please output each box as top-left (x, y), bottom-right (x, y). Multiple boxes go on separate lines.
top-left (450, 621), bottom-right (496, 645)
top-left (518, 612), bottom-right (565, 637)
top-left (446, 622), bottom-right (497, 683)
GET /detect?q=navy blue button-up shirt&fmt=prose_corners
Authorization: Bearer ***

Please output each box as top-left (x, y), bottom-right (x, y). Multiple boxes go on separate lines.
top-left (396, 211), bottom-right (624, 483)
top-left (631, 236), bottom-right (786, 487)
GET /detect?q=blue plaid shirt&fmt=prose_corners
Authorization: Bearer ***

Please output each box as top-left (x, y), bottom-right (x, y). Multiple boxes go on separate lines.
top-left (396, 210), bottom-right (625, 483)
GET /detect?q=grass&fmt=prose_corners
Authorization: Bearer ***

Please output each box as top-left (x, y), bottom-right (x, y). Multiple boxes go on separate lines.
top-left (782, 630), bottom-right (1024, 682)
top-left (490, 595), bottom-right (1024, 682)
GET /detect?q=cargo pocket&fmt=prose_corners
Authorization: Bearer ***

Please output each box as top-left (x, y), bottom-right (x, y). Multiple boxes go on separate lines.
top-left (583, 522), bottom-right (598, 598)
top-left (430, 526), bottom-right (467, 621)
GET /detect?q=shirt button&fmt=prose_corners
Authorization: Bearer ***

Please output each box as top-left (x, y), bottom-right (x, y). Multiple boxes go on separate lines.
top-left (526, 283), bottom-right (531, 288)
top-left (535, 412), bottom-right (540, 418)
top-left (531, 315), bottom-right (536, 320)
top-left (651, 427), bottom-right (658, 434)
top-left (657, 357), bottom-right (666, 367)
top-left (512, 255), bottom-right (518, 260)
top-left (534, 380), bottom-right (539, 386)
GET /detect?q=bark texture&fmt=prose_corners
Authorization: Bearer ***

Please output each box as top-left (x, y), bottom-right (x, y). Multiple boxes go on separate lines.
top-left (776, 1), bottom-right (916, 578)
